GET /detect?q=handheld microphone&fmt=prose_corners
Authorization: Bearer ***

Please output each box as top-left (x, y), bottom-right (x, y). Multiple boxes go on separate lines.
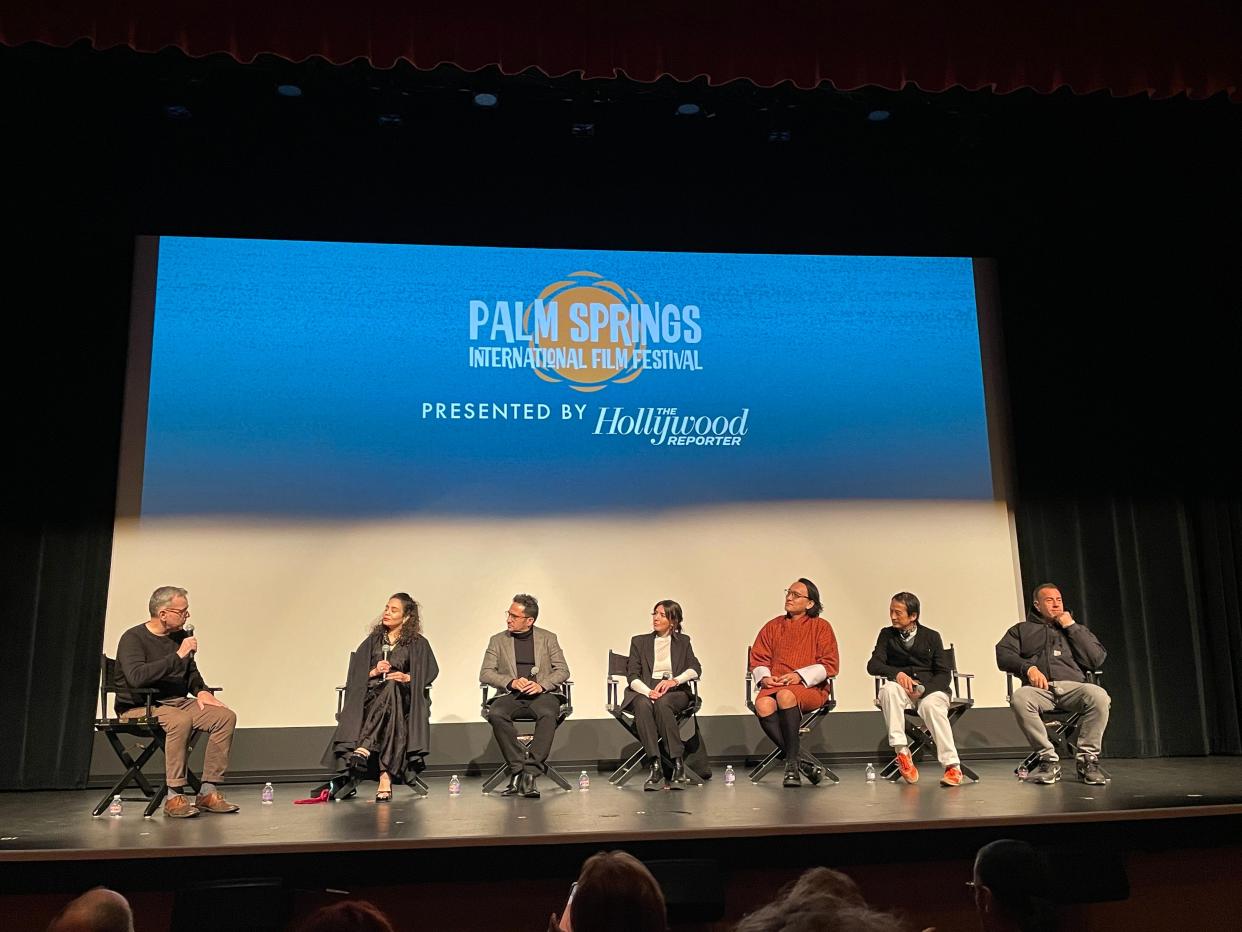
top-left (183, 622), bottom-right (196, 658)
top-left (382, 643), bottom-right (393, 678)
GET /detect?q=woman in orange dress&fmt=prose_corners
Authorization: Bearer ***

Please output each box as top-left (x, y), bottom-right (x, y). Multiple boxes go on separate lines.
top-left (750, 577), bottom-right (840, 786)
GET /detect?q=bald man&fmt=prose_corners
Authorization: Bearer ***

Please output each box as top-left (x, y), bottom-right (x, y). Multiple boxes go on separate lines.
top-left (47, 888), bottom-right (134, 932)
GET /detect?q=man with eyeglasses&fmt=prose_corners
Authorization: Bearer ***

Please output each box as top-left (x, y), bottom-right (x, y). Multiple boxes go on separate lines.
top-left (115, 586), bottom-right (239, 818)
top-left (749, 578), bottom-right (839, 787)
top-left (479, 593), bottom-right (571, 798)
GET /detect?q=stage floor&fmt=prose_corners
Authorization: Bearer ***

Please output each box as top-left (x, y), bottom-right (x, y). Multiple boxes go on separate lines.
top-left (3, 757), bottom-right (1241, 863)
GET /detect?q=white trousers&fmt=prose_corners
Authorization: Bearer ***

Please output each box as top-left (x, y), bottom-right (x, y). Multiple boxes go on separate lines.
top-left (876, 680), bottom-right (960, 767)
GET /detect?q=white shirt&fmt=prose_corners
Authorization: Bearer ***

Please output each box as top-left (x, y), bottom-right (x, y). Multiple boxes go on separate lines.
top-left (630, 633), bottom-right (700, 697)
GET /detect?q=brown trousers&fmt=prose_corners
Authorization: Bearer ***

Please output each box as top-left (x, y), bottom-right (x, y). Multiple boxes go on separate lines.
top-left (121, 697), bottom-right (237, 786)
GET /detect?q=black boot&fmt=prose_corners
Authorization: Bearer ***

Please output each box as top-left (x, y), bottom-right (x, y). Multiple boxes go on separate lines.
top-left (783, 760), bottom-right (802, 787)
top-left (519, 771), bottom-right (540, 798)
top-left (499, 772), bottom-right (522, 797)
top-left (669, 758), bottom-right (688, 789)
top-left (643, 759), bottom-right (664, 791)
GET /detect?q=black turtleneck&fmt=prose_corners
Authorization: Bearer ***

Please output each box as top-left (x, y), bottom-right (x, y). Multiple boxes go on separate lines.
top-left (512, 627), bottom-right (536, 681)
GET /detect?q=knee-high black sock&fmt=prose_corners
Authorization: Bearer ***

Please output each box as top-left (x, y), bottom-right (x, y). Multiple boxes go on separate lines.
top-left (778, 707), bottom-right (802, 761)
top-left (757, 712), bottom-right (784, 755)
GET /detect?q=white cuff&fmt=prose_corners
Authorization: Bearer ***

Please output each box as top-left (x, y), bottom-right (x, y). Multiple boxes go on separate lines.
top-left (674, 669), bottom-right (699, 685)
top-left (630, 678), bottom-right (652, 697)
top-left (797, 663), bottom-right (828, 687)
top-left (752, 665), bottom-right (772, 682)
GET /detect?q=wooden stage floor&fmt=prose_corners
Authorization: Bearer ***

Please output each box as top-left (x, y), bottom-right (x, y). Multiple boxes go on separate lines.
top-left (3, 757), bottom-right (1241, 863)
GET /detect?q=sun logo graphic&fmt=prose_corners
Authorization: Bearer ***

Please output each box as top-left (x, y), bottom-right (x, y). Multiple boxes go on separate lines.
top-left (525, 271), bottom-right (646, 393)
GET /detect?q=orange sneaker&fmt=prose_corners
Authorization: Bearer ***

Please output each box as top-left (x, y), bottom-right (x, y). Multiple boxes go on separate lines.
top-left (896, 750), bottom-right (919, 784)
top-left (940, 765), bottom-right (963, 787)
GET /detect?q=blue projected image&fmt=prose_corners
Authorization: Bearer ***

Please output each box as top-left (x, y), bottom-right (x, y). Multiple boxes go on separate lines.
top-left (141, 238), bottom-right (992, 516)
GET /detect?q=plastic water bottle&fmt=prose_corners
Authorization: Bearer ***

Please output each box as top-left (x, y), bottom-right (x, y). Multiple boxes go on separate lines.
top-left (578, 770), bottom-right (591, 791)
top-left (723, 765), bottom-right (736, 786)
top-left (865, 763), bottom-right (876, 782)
top-left (261, 782), bottom-right (275, 804)
top-left (108, 795), bottom-right (123, 817)
top-left (448, 774), bottom-right (462, 796)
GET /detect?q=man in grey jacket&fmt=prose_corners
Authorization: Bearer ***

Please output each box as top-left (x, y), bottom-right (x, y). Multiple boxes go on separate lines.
top-left (996, 583), bottom-right (1110, 785)
top-left (479, 593), bottom-right (571, 798)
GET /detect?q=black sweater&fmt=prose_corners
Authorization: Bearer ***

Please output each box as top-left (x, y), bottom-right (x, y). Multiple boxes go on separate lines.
top-left (866, 625), bottom-right (953, 697)
top-left (115, 622), bottom-right (207, 714)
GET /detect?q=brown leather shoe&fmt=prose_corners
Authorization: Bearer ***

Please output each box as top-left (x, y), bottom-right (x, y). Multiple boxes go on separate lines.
top-left (196, 791), bottom-right (240, 813)
top-left (164, 795), bottom-right (200, 818)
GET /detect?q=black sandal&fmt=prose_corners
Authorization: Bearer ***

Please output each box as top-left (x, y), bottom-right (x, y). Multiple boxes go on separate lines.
top-left (375, 788), bottom-right (392, 802)
top-left (346, 750), bottom-right (370, 775)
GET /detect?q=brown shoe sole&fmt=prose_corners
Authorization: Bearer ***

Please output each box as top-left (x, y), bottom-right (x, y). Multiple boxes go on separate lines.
top-left (164, 805), bottom-right (200, 818)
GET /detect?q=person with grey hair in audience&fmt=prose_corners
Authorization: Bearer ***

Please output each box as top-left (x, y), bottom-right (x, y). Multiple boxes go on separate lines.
top-left (47, 887), bottom-right (134, 932)
top-left (733, 866), bottom-right (906, 932)
top-left (114, 585), bottom-right (239, 818)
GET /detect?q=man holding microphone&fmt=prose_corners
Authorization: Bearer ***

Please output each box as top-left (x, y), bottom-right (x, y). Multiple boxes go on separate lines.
top-left (115, 586), bottom-right (239, 817)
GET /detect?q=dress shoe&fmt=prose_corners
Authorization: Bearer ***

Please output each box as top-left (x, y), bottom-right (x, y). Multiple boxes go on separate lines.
top-left (164, 794), bottom-right (200, 818)
top-left (643, 760), bottom-right (664, 791)
top-left (669, 758), bottom-right (688, 789)
top-left (196, 791), bottom-right (239, 813)
top-left (782, 761), bottom-right (802, 787)
top-left (799, 760), bottom-right (824, 785)
top-left (519, 771), bottom-right (540, 798)
top-left (499, 773), bottom-right (522, 796)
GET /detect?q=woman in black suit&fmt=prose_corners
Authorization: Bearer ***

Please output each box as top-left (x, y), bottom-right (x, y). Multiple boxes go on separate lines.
top-left (620, 599), bottom-right (702, 790)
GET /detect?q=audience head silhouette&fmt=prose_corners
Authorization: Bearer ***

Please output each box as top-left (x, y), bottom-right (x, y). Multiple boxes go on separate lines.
top-left (972, 839), bottom-right (1059, 932)
top-left (298, 900), bottom-right (395, 932)
top-left (560, 850), bottom-right (666, 932)
top-left (47, 888), bottom-right (134, 932)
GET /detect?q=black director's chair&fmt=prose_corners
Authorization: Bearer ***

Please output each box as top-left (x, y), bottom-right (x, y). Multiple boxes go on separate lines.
top-left (92, 653), bottom-right (221, 817)
top-left (873, 643), bottom-right (980, 782)
top-left (745, 648), bottom-right (839, 785)
top-left (605, 650), bottom-right (704, 787)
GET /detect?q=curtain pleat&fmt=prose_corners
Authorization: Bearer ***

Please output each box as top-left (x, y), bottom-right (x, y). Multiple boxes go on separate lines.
top-left (2, 1), bottom-right (1238, 100)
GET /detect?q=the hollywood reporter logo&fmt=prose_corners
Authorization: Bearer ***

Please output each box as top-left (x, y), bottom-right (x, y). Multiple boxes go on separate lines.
top-left (594, 406), bottom-right (750, 447)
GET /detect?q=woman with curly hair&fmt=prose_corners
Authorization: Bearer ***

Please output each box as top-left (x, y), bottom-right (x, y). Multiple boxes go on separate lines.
top-left (321, 593), bottom-right (439, 800)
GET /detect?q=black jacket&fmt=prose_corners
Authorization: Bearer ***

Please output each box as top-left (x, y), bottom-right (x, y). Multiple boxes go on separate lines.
top-left (620, 631), bottom-right (702, 710)
top-left (995, 610), bottom-right (1107, 685)
top-left (866, 625), bottom-right (952, 697)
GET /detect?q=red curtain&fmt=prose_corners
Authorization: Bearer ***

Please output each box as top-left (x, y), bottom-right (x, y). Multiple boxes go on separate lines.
top-left (2, 1), bottom-right (1238, 100)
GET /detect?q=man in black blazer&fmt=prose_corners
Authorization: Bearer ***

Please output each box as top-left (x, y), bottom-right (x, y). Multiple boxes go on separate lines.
top-left (866, 591), bottom-right (963, 787)
top-left (619, 600), bottom-right (702, 790)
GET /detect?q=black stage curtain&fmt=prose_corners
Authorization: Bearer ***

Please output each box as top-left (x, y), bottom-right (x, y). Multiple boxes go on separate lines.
top-left (0, 233), bottom-right (133, 790)
top-left (1003, 247), bottom-right (1242, 759)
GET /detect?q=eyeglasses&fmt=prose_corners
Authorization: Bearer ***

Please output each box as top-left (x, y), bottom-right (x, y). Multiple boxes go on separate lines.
top-left (505, 610), bottom-right (528, 621)
top-left (784, 589), bottom-right (809, 600)
top-left (162, 606), bottom-right (190, 617)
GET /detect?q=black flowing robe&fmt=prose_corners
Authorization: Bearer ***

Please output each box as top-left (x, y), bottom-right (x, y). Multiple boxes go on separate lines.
top-left (321, 632), bottom-right (439, 778)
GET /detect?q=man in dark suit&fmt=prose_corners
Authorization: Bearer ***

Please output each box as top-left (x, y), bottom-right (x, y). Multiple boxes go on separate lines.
top-left (479, 593), bottom-right (571, 798)
top-left (619, 599), bottom-right (703, 790)
top-left (866, 591), bottom-right (963, 787)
